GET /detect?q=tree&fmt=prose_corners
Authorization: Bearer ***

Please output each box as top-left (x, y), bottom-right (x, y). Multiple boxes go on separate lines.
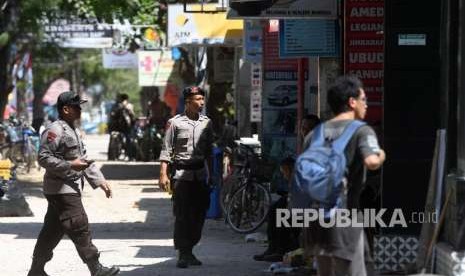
top-left (0, 0), bottom-right (172, 118)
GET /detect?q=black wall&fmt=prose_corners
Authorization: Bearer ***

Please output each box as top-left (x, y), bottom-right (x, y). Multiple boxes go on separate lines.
top-left (383, 0), bottom-right (441, 235)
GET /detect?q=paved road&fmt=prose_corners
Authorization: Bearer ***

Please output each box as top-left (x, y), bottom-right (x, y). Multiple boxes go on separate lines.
top-left (84, 134), bottom-right (111, 161)
top-left (0, 135), bottom-right (271, 276)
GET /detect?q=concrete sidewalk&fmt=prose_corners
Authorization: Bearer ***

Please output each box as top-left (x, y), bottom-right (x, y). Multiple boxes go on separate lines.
top-left (0, 161), bottom-right (272, 276)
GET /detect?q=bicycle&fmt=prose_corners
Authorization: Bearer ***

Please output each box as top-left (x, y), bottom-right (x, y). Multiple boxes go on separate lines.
top-left (2, 120), bottom-right (38, 173)
top-left (224, 143), bottom-right (273, 234)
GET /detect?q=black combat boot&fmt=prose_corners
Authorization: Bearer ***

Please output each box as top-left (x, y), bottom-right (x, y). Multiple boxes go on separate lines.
top-left (176, 249), bottom-right (189, 268)
top-left (27, 258), bottom-right (49, 276)
top-left (86, 258), bottom-right (120, 276)
top-left (187, 252), bottom-right (202, 266)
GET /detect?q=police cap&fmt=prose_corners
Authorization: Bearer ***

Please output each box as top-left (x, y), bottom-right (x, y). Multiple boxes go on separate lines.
top-left (57, 91), bottom-right (87, 110)
top-left (182, 86), bottom-right (205, 99)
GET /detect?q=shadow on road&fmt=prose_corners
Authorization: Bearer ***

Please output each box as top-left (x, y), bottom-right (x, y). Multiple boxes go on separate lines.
top-left (100, 163), bottom-right (160, 180)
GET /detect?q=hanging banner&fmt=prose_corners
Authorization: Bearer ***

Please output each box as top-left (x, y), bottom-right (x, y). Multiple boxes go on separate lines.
top-left (42, 18), bottom-right (113, 48)
top-left (102, 49), bottom-right (138, 69)
top-left (168, 4), bottom-right (243, 46)
top-left (138, 50), bottom-right (177, 87)
top-left (279, 19), bottom-right (339, 58)
top-left (344, 0), bottom-right (384, 125)
top-left (228, 0), bottom-right (337, 19)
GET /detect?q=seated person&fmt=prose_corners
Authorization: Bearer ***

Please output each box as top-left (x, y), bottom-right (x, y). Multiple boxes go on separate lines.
top-left (253, 157), bottom-right (300, 262)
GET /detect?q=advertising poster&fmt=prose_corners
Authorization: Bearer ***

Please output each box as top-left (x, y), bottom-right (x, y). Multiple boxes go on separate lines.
top-left (262, 20), bottom-right (307, 159)
top-left (344, 0), bottom-right (384, 125)
top-left (138, 50), bottom-right (177, 87)
top-left (244, 20), bottom-right (263, 62)
top-left (263, 109), bottom-right (297, 135)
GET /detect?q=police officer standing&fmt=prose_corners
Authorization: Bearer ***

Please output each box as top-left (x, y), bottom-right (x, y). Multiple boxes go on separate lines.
top-left (159, 86), bottom-right (214, 268)
top-left (28, 91), bottom-right (119, 276)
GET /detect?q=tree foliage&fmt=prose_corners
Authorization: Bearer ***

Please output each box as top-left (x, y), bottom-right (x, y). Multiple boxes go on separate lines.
top-left (0, 0), bottom-right (174, 118)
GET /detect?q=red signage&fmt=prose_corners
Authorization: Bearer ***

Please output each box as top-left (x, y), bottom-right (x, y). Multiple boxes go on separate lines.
top-left (344, 0), bottom-right (384, 124)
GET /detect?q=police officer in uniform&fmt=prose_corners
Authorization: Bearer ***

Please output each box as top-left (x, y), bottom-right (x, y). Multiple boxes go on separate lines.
top-left (28, 91), bottom-right (119, 276)
top-left (159, 86), bottom-right (214, 268)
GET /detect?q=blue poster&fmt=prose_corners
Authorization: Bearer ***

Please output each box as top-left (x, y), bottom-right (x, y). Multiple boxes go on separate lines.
top-left (279, 19), bottom-right (339, 58)
top-left (244, 20), bottom-right (263, 62)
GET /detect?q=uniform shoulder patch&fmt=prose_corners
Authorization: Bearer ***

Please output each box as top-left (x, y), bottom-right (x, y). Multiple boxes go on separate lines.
top-left (47, 131), bottom-right (57, 143)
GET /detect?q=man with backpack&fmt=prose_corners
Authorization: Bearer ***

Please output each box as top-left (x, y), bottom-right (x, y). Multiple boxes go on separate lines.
top-left (293, 76), bottom-right (385, 276)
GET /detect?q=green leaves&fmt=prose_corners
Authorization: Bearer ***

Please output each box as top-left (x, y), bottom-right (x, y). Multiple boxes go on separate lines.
top-left (0, 32), bottom-right (9, 49)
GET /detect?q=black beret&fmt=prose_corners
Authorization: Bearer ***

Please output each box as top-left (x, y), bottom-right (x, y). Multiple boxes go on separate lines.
top-left (57, 91), bottom-right (87, 110)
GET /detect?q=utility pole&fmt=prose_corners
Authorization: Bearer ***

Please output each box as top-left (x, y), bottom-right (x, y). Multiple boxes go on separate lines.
top-left (458, 0), bottom-right (465, 176)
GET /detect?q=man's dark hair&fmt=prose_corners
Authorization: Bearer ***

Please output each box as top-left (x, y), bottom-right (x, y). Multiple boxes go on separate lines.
top-left (183, 86), bottom-right (205, 102)
top-left (117, 93), bottom-right (129, 103)
top-left (327, 76), bottom-right (363, 115)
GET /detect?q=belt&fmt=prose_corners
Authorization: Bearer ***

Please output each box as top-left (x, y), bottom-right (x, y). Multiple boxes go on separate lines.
top-left (175, 162), bottom-right (205, 170)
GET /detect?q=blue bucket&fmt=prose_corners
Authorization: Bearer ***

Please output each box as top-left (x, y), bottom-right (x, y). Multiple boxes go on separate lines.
top-left (206, 147), bottom-right (223, 219)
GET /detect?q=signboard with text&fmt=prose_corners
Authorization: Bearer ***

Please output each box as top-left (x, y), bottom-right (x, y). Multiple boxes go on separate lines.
top-left (42, 18), bottom-right (113, 48)
top-left (344, 0), bottom-right (384, 124)
top-left (228, 0), bottom-right (337, 19)
top-left (279, 19), bottom-right (339, 58)
top-left (168, 4), bottom-right (243, 46)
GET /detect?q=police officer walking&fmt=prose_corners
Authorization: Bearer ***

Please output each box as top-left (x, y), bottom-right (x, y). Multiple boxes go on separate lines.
top-left (28, 91), bottom-right (119, 276)
top-left (159, 86), bottom-right (214, 268)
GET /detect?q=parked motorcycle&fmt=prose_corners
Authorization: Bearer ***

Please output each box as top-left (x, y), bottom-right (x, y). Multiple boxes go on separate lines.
top-left (140, 124), bottom-right (163, 161)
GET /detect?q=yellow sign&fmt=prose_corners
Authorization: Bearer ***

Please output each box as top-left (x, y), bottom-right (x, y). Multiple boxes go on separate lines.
top-left (168, 4), bottom-right (243, 46)
top-left (0, 159), bottom-right (12, 180)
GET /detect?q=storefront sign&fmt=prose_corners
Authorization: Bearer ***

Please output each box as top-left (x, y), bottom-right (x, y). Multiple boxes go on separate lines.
top-left (228, 0), bottom-right (337, 19)
top-left (168, 4), bottom-right (243, 46)
top-left (345, 0), bottom-right (384, 124)
top-left (102, 49), bottom-right (138, 69)
top-left (138, 50), bottom-right (177, 86)
top-left (279, 19), bottom-right (339, 58)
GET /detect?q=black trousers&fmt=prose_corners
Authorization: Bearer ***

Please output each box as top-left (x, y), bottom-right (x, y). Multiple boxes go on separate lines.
top-left (267, 196), bottom-right (300, 254)
top-left (172, 179), bottom-right (210, 251)
top-left (32, 194), bottom-right (99, 263)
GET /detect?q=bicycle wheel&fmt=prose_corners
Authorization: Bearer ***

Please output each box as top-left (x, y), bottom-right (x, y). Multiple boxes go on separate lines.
top-left (220, 169), bottom-right (241, 214)
top-left (226, 182), bottom-right (271, 234)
